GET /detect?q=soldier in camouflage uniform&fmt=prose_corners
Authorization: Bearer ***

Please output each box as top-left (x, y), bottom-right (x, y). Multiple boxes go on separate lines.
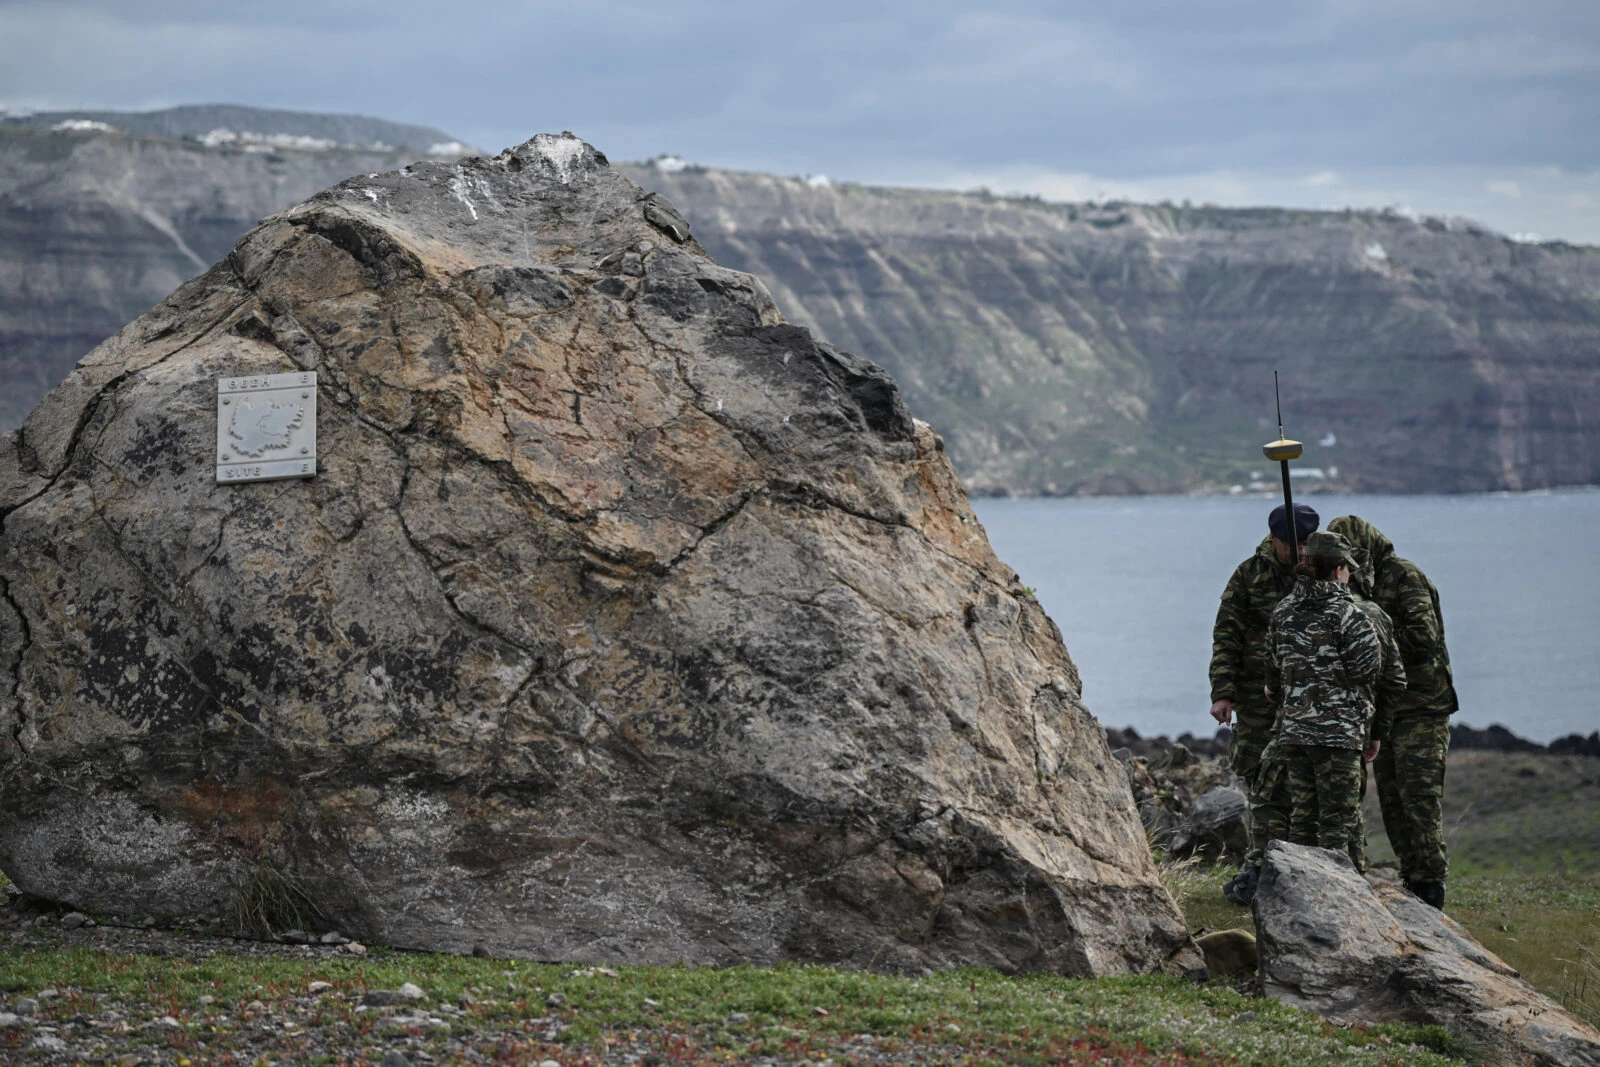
top-left (1266, 531), bottom-right (1384, 868)
top-left (1209, 502), bottom-right (1318, 904)
top-left (1328, 515), bottom-right (1459, 910)
top-left (1255, 531), bottom-right (1407, 870)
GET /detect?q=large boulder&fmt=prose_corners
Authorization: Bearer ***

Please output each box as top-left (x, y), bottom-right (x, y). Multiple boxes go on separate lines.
top-left (0, 134), bottom-right (1196, 974)
top-left (1256, 841), bottom-right (1600, 1066)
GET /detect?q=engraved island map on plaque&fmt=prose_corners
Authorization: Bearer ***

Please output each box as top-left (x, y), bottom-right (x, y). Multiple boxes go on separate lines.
top-left (216, 371), bottom-right (318, 483)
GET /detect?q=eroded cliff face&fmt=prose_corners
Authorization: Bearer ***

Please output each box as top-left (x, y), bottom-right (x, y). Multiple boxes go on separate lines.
top-left (0, 134), bottom-right (1195, 974)
top-left (620, 164), bottom-right (1600, 496)
top-left (6, 120), bottom-right (1597, 496)
top-left (0, 118), bottom-right (468, 430)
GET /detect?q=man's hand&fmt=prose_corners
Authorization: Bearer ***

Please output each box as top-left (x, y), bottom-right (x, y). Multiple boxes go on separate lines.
top-left (1209, 699), bottom-right (1233, 725)
top-left (1363, 739), bottom-right (1381, 763)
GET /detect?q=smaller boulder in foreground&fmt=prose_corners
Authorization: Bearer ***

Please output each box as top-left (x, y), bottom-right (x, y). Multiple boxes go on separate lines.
top-left (1256, 840), bottom-right (1600, 1067)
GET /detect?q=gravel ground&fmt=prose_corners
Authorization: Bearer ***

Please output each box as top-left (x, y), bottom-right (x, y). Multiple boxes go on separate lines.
top-left (0, 891), bottom-right (1067, 1067)
top-left (1, 884), bottom-right (1443, 1067)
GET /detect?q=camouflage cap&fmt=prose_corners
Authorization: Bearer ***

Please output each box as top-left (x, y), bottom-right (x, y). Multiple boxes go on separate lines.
top-left (1302, 529), bottom-right (1357, 565)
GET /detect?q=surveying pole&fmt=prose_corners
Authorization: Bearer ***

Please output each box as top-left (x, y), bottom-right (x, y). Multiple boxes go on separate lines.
top-left (1262, 371), bottom-right (1303, 565)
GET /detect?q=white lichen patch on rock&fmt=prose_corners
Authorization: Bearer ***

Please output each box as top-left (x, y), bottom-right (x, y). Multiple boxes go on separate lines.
top-left (526, 132), bottom-right (591, 185)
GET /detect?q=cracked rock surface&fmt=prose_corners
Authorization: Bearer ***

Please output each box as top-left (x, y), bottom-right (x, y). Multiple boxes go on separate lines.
top-left (1256, 841), bottom-right (1600, 1066)
top-left (0, 133), bottom-right (1194, 975)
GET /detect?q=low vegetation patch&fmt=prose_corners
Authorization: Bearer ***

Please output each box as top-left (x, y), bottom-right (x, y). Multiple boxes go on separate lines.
top-left (1448, 875), bottom-right (1600, 1028)
top-left (0, 929), bottom-right (1461, 1066)
top-left (1364, 750), bottom-right (1600, 880)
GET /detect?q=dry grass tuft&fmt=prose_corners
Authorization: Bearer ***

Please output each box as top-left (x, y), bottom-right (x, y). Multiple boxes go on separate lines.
top-left (230, 862), bottom-right (321, 939)
top-left (1553, 905), bottom-right (1600, 1027)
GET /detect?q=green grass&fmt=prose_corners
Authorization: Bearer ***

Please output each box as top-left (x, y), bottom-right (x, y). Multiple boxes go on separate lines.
top-left (1448, 875), bottom-right (1600, 1027)
top-left (1363, 751), bottom-right (1600, 879)
top-left (0, 947), bottom-right (1464, 1066)
top-left (1163, 860), bottom-right (1255, 940)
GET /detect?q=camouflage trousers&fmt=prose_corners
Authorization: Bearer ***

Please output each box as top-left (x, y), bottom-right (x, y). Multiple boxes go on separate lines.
top-left (1285, 744), bottom-right (1366, 870)
top-left (1231, 711), bottom-right (1290, 869)
top-left (1247, 749), bottom-right (1292, 869)
top-left (1374, 713), bottom-right (1450, 884)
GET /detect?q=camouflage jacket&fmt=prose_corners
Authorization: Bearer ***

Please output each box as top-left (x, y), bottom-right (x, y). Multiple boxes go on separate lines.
top-left (1350, 595), bottom-right (1407, 742)
top-left (1328, 516), bottom-right (1459, 717)
top-left (1267, 576), bottom-right (1382, 750)
top-left (1209, 535), bottom-right (1297, 722)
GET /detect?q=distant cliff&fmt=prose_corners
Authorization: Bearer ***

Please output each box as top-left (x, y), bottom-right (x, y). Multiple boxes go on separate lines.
top-left (2, 113), bottom-right (1596, 494)
top-left (4, 104), bottom-right (463, 154)
top-left (0, 108), bottom-right (471, 430)
top-left (618, 164), bottom-right (1600, 495)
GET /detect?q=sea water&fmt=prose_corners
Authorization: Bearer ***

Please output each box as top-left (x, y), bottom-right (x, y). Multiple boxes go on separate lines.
top-left (973, 489), bottom-right (1600, 744)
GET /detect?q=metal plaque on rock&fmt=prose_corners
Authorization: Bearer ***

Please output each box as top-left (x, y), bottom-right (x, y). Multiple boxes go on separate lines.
top-left (216, 371), bottom-right (318, 484)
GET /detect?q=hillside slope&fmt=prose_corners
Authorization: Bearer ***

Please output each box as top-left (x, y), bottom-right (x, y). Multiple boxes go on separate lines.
top-left (0, 109), bottom-right (470, 429)
top-left (5, 104), bottom-right (461, 152)
top-left (620, 164), bottom-right (1600, 495)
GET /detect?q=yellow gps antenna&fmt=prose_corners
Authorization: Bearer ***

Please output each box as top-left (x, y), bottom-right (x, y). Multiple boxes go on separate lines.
top-left (1262, 370), bottom-right (1304, 565)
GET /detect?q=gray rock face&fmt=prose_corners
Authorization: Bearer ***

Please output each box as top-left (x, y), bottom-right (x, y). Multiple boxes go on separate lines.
top-left (1256, 841), bottom-right (1600, 1066)
top-left (0, 134), bottom-right (1196, 975)
top-left (1166, 785), bottom-right (1247, 860)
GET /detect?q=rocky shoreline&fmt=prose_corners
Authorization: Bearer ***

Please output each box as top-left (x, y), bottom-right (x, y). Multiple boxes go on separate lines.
top-left (1098, 720), bottom-right (1599, 869)
top-left (1109, 721), bottom-right (1600, 761)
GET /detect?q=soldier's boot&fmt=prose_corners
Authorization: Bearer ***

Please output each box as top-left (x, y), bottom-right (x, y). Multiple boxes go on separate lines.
top-left (1222, 864), bottom-right (1259, 907)
top-left (1408, 880), bottom-right (1445, 910)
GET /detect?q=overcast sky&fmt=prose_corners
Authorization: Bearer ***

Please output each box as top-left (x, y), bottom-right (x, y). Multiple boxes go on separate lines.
top-left (4, 0), bottom-right (1598, 241)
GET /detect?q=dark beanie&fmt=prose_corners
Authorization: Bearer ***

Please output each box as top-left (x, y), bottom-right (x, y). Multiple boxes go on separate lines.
top-left (1269, 502), bottom-right (1319, 542)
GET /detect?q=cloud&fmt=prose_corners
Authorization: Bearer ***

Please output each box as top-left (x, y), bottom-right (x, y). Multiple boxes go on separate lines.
top-left (1487, 179), bottom-right (1523, 199)
top-left (1404, 31), bottom-right (1600, 79)
top-left (0, 0), bottom-right (1595, 200)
